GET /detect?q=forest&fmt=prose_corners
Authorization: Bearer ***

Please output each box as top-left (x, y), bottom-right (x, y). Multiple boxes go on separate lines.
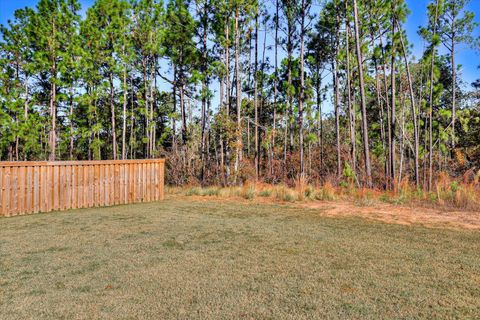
top-left (0, 0), bottom-right (479, 191)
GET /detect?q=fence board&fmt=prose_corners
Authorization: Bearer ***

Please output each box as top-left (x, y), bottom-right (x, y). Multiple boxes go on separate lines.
top-left (114, 164), bottom-right (119, 205)
top-left (88, 165), bottom-right (94, 208)
top-left (3, 167), bottom-right (10, 216)
top-left (142, 163), bottom-right (146, 202)
top-left (11, 166), bottom-right (18, 216)
top-left (36, 166), bottom-right (40, 213)
top-left (129, 163), bottom-right (134, 203)
top-left (26, 166), bottom-right (32, 213)
top-left (95, 165), bottom-right (99, 207)
top-left (0, 159), bottom-right (165, 217)
top-left (0, 168), bottom-right (3, 215)
top-left (79, 165), bottom-right (84, 209)
top-left (71, 165), bottom-right (75, 210)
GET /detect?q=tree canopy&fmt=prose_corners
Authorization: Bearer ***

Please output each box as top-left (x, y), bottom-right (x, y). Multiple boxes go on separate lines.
top-left (0, 0), bottom-right (479, 190)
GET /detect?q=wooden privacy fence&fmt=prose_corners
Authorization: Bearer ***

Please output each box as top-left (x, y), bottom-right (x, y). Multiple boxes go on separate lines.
top-left (0, 159), bottom-right (165, 217)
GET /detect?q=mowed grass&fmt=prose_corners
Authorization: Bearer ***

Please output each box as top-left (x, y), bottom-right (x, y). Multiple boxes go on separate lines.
top-left (1, 198), bottom-right (479, 319)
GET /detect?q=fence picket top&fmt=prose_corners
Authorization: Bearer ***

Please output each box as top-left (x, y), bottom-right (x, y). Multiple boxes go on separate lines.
top-left (0, 159), bottom-right (165, 167)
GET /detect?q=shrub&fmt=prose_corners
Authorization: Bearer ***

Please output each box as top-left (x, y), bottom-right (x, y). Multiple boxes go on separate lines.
top-left (304, 185), bottom-right (315, 200)
top-left (186, 187), bottom-right (201, 196)
top-left (259, 189), bottom-right (272, 197)
top-left (353, 188), bottom-right (377, 206)
top-left (272, 185), bottom-right (298, 202)
top-left (241, 186), bottom-right (256, 200)
top-left (314, 182), bottom-right (336, 201)
top-left (282, 191), bottom-right (298, 202)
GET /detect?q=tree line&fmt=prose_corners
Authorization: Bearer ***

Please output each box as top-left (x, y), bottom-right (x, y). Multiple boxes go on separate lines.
top-left (0, 0), bottom-right (479, 190)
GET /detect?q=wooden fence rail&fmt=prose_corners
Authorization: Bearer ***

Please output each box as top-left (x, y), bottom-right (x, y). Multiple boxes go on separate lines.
top-left (0, 159), bottom-right (165, 217)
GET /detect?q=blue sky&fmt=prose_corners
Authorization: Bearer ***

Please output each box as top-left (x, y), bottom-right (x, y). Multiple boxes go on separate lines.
top-left (1, 0), bottom-right (479, 114)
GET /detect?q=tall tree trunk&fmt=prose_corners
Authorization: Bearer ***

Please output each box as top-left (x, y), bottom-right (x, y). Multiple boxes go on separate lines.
top-left (180, 80), bottom-right (187, 170)
top-left (130, 78), bottom-right (135, 159)
top-left (398, 21), bottom-right (420, 187)
top-left (272, 0), bottom-right (279, 176)
top-left (451, 39), bottom-right (456, 151)
top-left (49, 68), bottom-right (56, 161)
top-left (143, 59), bottom-right (150, 158)
top-left (333, 3), bottom-right (341, 179)
top-left (333, 58), bottom-right (341, 180)
top-left (233, 7), bottom-right (242, 183)
top-left (286, 7), bottom-right (294, 153)
top-left (110, 72), bottom-right (117, 160)
top-left (390, 9), bottom-right (396, 189)
top-left (315, 65), bottom-right (324, 175)
top-left (24, 75), bottom-right (29, 160)
top-left (283, 112), bottom-right (288, 167)
top-left (149, 63), bottom-right (155, 157)
top-left (49, 20), bottom-right (57, 161)
top-left (254, 7), bottom-right (259, 180)
top-left (24, 75), bottom-right (29, 119)
top-left (153, 61), bottom-right (158, 157)
top-left (172, 64), bottom-right (177, 152)
top-left (122, 67), bottom-right (127, 160)
top-left (224, 14), bottom-right (231, 183)
top-left (352, 0), bottom-right (372, 187)
top-left (14, 60), bottom-right (20, 160)
top-left (345, 3), bottom-right (356, 174)
top-left (379, 35), bottom-right (391, 181)
top-left (225, 19), bottom-right (231, 116)
top-left (428, 0), bottom-right (440, 192)
top-left (180, 82), bottom-right (187, 145)
top-left (219, 63), bottom-right (226, 182)
top-left (69, 84), bottom-right (74, 160)
top-left (247, 119), bottom-right (250, 156)
top-left (399, 88), bottom-right (406, 182)
top-left (375, 62), bottom-right (387, 183)
top-left (299, 0), bottom-right (307, 180)
top-left (219, 134), bottom-right (225, 185)
top-left (200, 4), bottom-right (208, 183)
top-left (94, 94), bottom-right (100, 159)
top-left (261, 15), bottom-right (267, 177)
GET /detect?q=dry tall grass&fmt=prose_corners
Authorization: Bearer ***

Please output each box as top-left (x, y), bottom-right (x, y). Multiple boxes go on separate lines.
top-left (168, 175), bottom-right (480, 211)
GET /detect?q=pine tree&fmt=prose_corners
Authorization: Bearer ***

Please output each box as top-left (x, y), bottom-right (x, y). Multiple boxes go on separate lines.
top-left (419, 0), bottom-right (442, 191)
top-left (0, 0), bottom-right (478, 188)
top-left (352, 0), bottom-right (373, 187)
top-left (0, 7), bottom-right (38, 160)
top-left (30, 0), bottom-right (81, 160)
top-left (164, 0), bottom-right (197, 157)
top-left (438, 0), bottom-right (479, 151)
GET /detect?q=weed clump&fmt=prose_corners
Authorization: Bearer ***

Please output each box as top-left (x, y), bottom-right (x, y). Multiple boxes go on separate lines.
top-left (271, 185), bottom-right (298, 202)
top-left (259, 189), bottom-right (272, 197)
top-left (314, 182), bottom-right (336, 201)
top-left (186, 187), bottom-right (201, 196)
top-left (241, 186), bottom-right (256, 200)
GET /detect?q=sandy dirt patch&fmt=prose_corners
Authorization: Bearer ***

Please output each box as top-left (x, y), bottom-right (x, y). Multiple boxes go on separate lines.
top-left (298, 201), bottom-right (480, 230)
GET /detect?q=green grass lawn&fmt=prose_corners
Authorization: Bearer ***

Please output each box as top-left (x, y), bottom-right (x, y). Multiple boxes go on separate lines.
top-left (1, 197), bottom-right (479, 319)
